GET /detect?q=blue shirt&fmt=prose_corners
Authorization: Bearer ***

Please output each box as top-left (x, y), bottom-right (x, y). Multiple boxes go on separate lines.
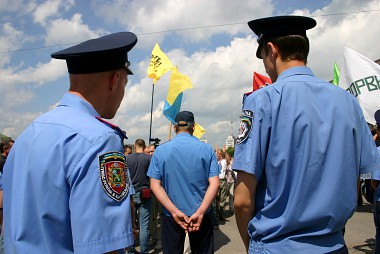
top-left (147, 133), bottom-right (219, 216)
top-left (233, 66), bottom-right (380, 254)
top-left (3, 93), bottom-right (134, 254)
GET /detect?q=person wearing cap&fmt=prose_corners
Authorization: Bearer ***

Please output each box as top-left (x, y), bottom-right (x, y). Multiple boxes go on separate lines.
top-left (372, 109), bottom-right (380, 253)
top-left (147, 111), bottom-right (220, 254)
top-left (233, 15), bottom-right (380, 254)
top-left (3, 32), bottom-right (138, 254)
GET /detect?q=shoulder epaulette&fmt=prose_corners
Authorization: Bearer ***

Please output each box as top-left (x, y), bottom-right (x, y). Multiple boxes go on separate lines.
top-left (242, 91), bottom-right (254, 104)
top-left (95, 116), bottom-right (128, 140)
top-left (159, 140), bottom-right (170, 145)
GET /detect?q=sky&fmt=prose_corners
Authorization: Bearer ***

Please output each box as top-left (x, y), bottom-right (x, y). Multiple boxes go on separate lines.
top-left (1, 0), bottom-right (380, 148)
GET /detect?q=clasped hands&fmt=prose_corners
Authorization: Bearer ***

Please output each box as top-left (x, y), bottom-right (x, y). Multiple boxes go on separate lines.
top-left (172, 211), bottom-right (204, 233)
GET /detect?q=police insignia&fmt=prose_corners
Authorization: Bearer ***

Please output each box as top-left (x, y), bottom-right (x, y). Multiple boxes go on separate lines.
top-left (99, 151), bottom-right (130, 202)
top-left (236, 110), bottom-right (254, 145)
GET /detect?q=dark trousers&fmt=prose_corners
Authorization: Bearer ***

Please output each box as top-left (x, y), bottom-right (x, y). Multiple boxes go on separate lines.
top-left (374, 201), bottom-right (380, 254)
top-left (325, 245), bottom-right (348, 254)
top-left (161, 213), bottom-right (214, 254)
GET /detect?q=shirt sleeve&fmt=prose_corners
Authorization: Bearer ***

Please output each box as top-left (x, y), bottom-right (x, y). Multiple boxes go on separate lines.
top-left (232, 91), bottom-right (271, 181)
top-left (208, 150), bottom-right (220, 178)
top-left (147, 151), bottom-right (162, 180)
top-left (68, 133), bottom-right (134, 254)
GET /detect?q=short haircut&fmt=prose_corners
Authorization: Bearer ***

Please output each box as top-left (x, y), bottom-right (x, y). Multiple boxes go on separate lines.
top-left (124, 144), bottom-right (133, 149)
top-left (146, 144), bottom-right (155, 150)
top-left (0, 138), bottom-right (14, 153)
top-left (175, 125), bottom-right (194, 134)
top-left (262, 35), bottom-right (309, 63)
top-left (0, 142), bottom-right (5, 154)
top-left (134, 139), bottom-right (146, 148)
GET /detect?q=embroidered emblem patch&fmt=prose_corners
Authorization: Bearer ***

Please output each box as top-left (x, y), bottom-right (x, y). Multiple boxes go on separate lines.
top-left (236, 110), bottom-right (254, 145)
top-left (99, 151), bottom-right (130, 202)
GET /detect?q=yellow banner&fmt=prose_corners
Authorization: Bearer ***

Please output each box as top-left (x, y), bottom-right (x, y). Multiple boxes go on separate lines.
top-left (147, 43), bottom-right (174, 84)
top-left (193, 123), bottom-right (206, 139)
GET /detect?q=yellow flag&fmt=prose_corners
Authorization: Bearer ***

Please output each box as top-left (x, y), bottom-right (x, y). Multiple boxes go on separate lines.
top-left (167, 68), bottom-right (193, 105)
top-left (193, 123), bottom-right (206, 139)
top-left (147, 43), bottom-right (174, 84)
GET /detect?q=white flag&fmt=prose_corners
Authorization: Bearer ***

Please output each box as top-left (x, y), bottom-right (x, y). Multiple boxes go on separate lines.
top-left (339, 46), bottom-right (380, 124)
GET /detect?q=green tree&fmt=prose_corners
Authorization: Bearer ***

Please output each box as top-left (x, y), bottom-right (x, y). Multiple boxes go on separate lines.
top-left (226, 147), bottom-right (235, 158)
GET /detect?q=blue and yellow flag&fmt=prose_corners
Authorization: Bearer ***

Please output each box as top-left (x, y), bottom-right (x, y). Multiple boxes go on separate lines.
top-left (147, 43), bottom-right (174, 84)
top-left (163, 68), bottom-right (193, 123)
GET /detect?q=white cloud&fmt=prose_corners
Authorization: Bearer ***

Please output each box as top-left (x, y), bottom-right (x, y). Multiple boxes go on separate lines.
top-left (0, 23), bottom-right (30, 67)
top-left (92, 0), bottom-right (273, 47)
top-left (44, 13), bottom-right (102, 45)
top-left (304, 0), bottom-right (380, 80)
top-left (0, 0), bottom-right (31, 13)
top-left (0, 59), bottom-right (66, 109)
top-left (0, 109), bottom-right (41, 138)
top-left (0, 59), bottom-right (66, 86)
top-left (32, 0), bottom-right (75, 26)
top-left (21, 59), bottom-right (67, 85)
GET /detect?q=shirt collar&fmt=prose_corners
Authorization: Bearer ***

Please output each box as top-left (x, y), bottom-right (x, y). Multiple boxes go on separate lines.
top-left (276, 66), bottom-right (314, 82)
top-left (175, 132), bottom-right (192, 138)
top-left (58, 92), bottom-right (100, 117)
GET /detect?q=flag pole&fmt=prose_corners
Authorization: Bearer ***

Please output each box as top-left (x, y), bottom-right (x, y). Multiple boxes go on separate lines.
top-left (168, 122), bottom-right (172, 141)
top-left (149, 83), bottom-right (154, 144)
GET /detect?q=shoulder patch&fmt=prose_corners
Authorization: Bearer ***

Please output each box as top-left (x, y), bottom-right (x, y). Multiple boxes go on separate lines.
top-left (236, 110), bottom-right (254, 145)
top-left (99, 151), bottom-right (130, 202)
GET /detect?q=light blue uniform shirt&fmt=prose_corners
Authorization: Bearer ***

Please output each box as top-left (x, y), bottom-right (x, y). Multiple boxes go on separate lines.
top-left (147, 133), bottom-right (219, 216)
top-left (233, 66), bottom-right (380, 254)
top-left (3, 93), bottom-right (134, 254)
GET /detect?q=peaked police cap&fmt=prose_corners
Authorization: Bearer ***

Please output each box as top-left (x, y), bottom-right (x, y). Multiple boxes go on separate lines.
top-left (51, 32), bottom-right (138, 74)
top-left (248, 16), bottom-right (316, 58)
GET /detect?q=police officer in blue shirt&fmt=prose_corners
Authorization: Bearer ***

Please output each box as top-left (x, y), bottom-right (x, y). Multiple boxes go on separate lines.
top-left (3, 32), bottom-right (138, 254)
top-left (147, 111), bottom-right (220, 254)
top-left (233, 16), bottom-right (380, 254)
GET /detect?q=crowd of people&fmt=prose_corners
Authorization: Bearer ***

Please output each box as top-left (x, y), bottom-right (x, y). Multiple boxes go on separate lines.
top-left (2, 13), bottom-right (380, 254)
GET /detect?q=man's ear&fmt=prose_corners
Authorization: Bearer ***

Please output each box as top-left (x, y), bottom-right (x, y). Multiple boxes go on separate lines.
top-left (109, 71), bottom-right (120, 92)
top-left (267, 42), bottom-right (278, 58)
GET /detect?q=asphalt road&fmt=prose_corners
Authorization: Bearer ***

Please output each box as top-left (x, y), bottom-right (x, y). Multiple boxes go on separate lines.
top-left (141, 201), bottom-right (376, 253)
top-left (214, 202), bottom-right (376, 254)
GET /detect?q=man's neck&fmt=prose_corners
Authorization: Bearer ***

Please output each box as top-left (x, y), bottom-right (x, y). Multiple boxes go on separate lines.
top-left (276, 59), bottom-right (306, 77)
top-left (135, 147), bottom-right (144, 153)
